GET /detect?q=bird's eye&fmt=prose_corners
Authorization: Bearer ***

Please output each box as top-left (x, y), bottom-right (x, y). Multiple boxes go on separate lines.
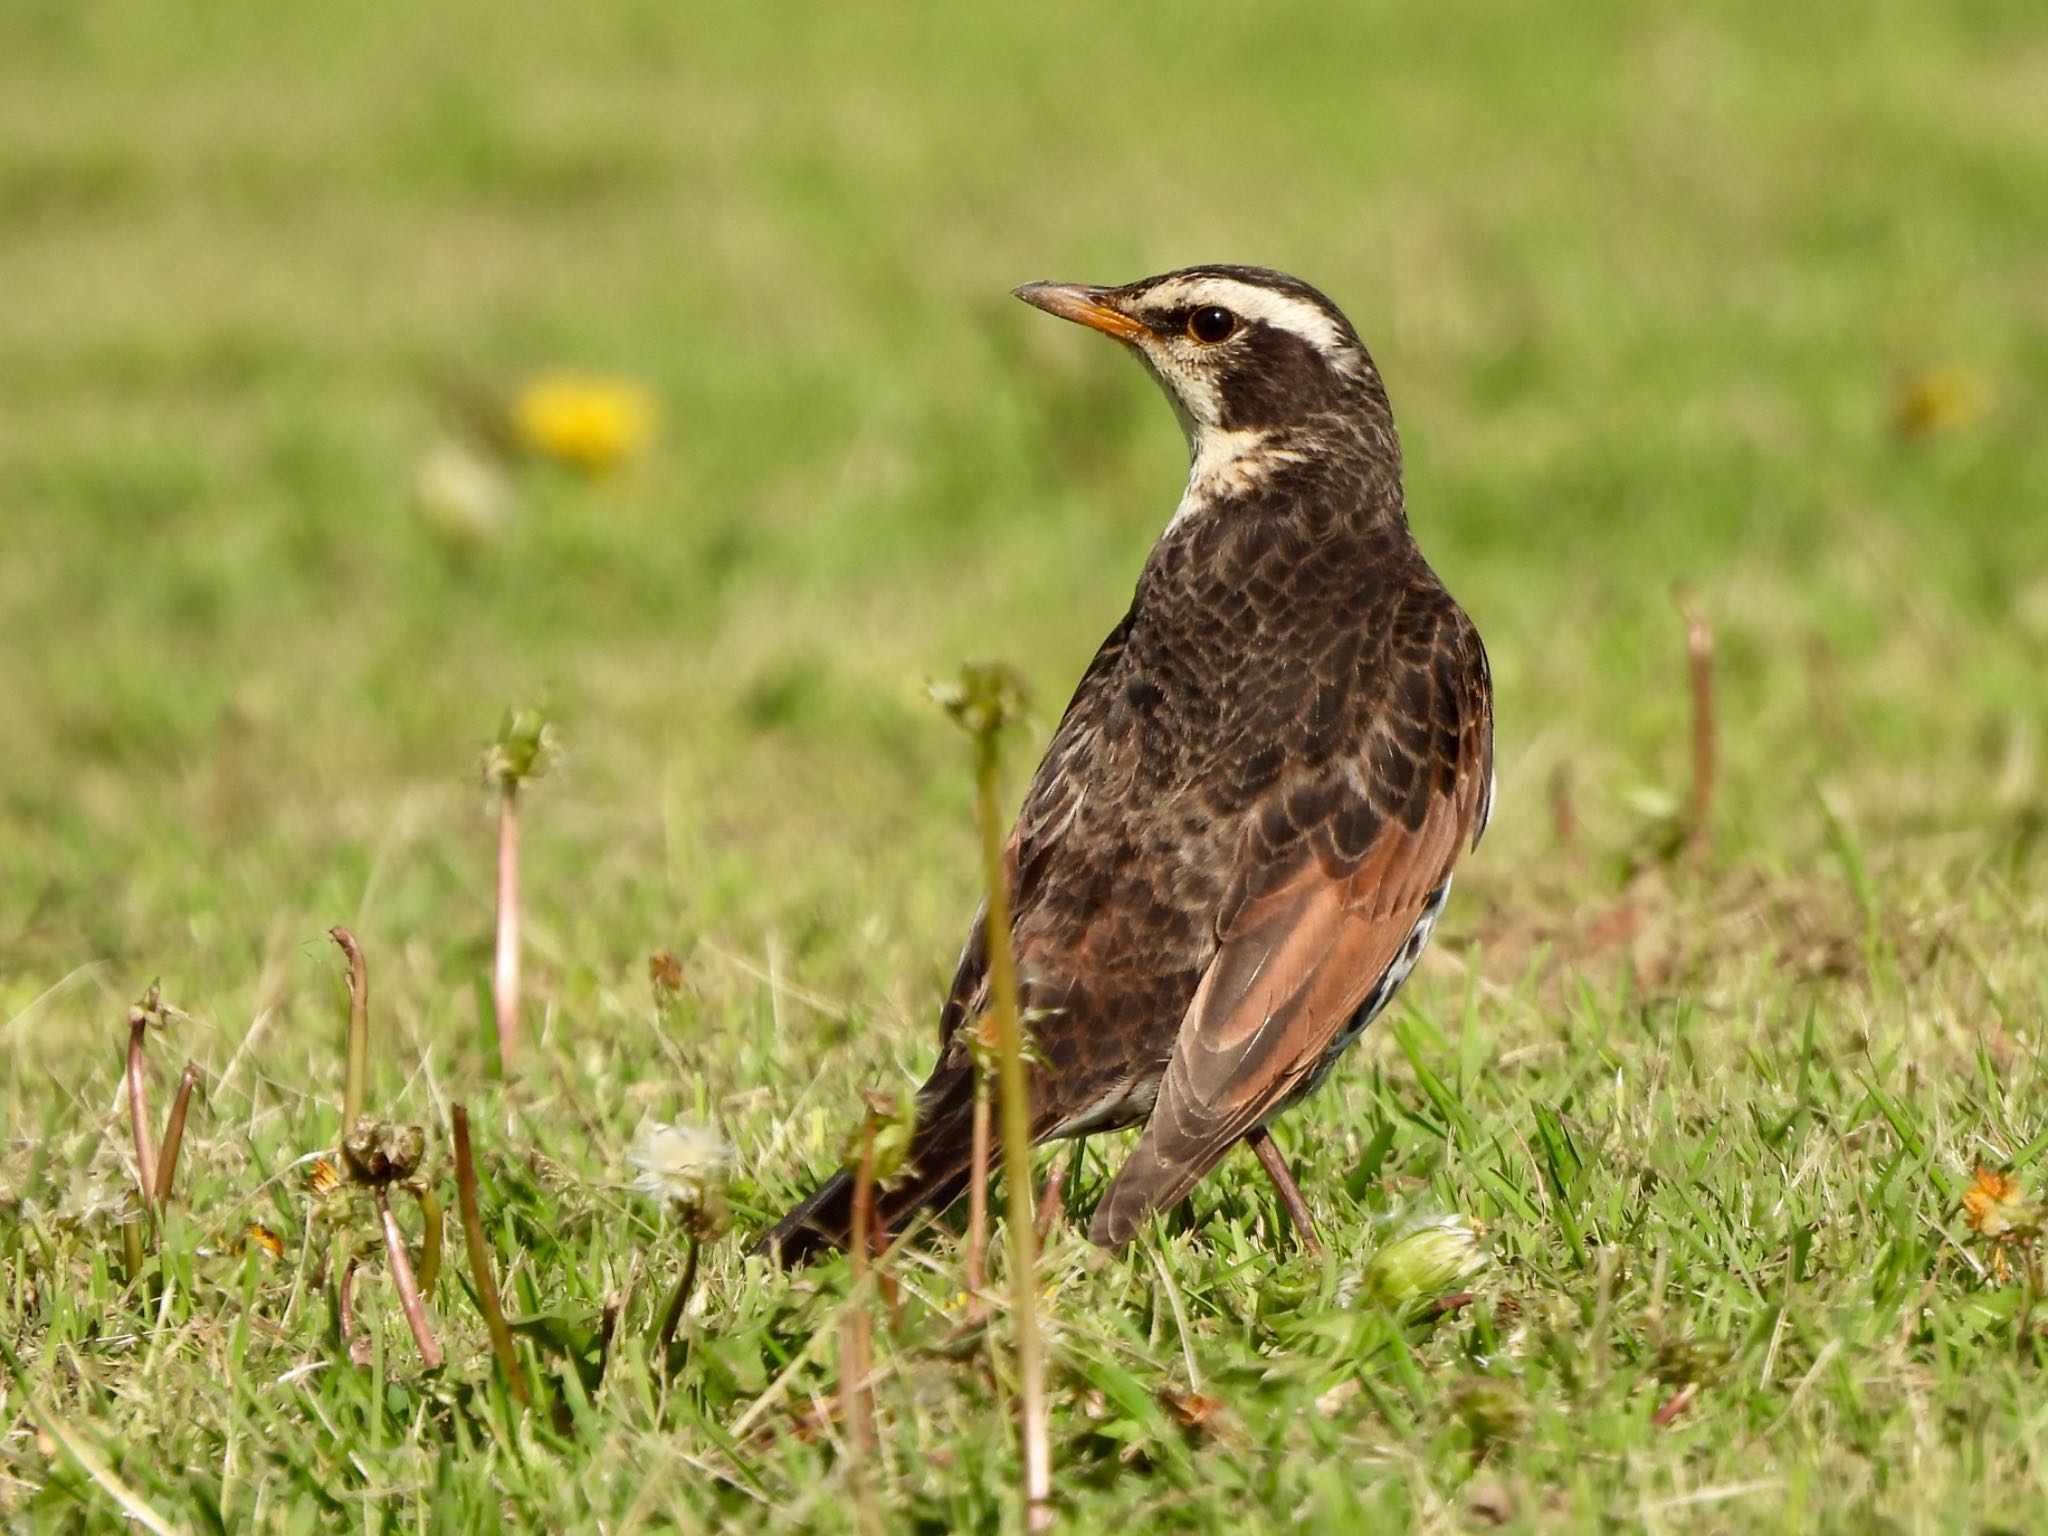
top-left (1186, 306), bottom-right (1237, 344)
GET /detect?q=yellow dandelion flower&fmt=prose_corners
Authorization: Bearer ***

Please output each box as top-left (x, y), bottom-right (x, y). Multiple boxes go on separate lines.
top-left (511, 371), bottom-right (659, 474)
top-left (1893, 364), bottom-right (1989, 441)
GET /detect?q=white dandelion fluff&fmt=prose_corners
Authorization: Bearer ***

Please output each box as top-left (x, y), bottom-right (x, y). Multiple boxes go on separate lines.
top-left (629, 1119), bottom-right (732, 1221)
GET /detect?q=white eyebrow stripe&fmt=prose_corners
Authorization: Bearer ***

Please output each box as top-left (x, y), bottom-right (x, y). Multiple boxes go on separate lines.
top-left (1139, 277), bottom-right (1352, 357)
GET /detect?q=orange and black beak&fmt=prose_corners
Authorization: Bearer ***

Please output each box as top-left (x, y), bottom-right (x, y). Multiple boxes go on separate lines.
top-left (1013, 281), bottom-right (1151, 343)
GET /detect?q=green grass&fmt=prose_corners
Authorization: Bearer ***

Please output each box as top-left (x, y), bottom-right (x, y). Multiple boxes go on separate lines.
top-left (4, 0), bottom-right (2048, 1528)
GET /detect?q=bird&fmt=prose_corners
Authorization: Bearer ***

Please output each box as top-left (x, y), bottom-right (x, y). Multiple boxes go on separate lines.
top-left (756, 265), bottom-right (1493, 1262)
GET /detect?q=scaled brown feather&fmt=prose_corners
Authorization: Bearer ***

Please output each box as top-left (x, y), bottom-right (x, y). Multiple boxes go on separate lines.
top-left (1090, 603), bottom-right (1491, 1247)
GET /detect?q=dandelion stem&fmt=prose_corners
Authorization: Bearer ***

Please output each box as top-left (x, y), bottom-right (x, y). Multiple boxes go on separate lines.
top-left (376, 1188), bottom-right (443, 1368)
top-left (841, 1113), bottom-right (878, 1453)
top-left (493, 784), bottom-right (521, 1073)
top-left (153, 1064), bottom-right (201, 1208)
top-left (964, 1063), bottom-right (993, 1322)
top-left (972, 728), bottom-right (1052, 1532)
top-left (656, 1233), bottom-right (701, 1360)
top-left (331, 927), bottom-right (369, 1138)
top-left (125, 1016), bottom-right (157, 1214)
top-left (453, 1104), bottom-right (528, 1405)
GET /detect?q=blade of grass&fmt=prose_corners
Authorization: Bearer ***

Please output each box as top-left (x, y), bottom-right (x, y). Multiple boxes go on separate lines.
top-left (452, 1103), bottom-right (527, 1405)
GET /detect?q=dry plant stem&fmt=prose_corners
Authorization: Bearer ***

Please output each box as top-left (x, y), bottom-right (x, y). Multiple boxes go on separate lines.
top-left (452, 1105), bottom-right (528, 1405)
top-left (376, 1188), bottom-right (444, 1368)
top-left (492, 784), bottom-right (521, 1072)
top-left (330, 927), bottom-right (369, 1136)
top-left (125, 1020), bottom-right (156, 1212)
top-left (1244, 1126), bottom-right (1323, 1256)
top-left (1651, 1381), bottom-right (1699, 1427)
top-left (655, 1234), bottom-right (702, 1359)
top-left (1678, 594), bottom-right (1715, 852)
top-left (973, 733), bottom-right (1053, 1532)
top-left (963, 1071), bottom-right (993, 1320)
top-left (841, 1119), bottom-right (878, 1453)
top-left (153, 1064), bottom-right (201, 1208)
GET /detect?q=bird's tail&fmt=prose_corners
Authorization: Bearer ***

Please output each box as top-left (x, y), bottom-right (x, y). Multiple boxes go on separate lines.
top-left (751, 1054), bottom-right (982, 1266)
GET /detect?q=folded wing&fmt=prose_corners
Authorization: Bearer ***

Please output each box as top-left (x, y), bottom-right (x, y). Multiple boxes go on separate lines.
top-left (1089, 602), bottom-right (1492, 1247)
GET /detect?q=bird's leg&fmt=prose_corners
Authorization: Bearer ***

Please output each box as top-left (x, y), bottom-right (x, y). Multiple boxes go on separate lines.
top-left (1244, 1126), bottom-right (1323, 1256)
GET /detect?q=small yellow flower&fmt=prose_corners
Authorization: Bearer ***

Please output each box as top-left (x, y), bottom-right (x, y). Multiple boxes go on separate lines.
top-left (1962, 1165), bottom-right (2035, 1240)
top-left (511, 371), bottom-right (659, 474)
top-left (305, 1157), bottom-right (343, 1196)
top-left (1893, 364), bottom-right (1989, 441)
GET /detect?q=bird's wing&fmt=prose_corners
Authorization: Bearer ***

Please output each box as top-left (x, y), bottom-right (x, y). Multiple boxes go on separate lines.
top-left (1089, 601), bottom-right (1492, 1247)
top-left (936, 611), bottom-right (1136, 1049)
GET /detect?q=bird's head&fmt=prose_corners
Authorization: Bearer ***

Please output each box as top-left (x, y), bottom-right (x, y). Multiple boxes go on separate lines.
top-left (1014, 265), bottom-right (1393, 460)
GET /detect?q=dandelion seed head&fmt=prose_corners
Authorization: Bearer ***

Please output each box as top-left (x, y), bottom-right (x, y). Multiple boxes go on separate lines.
top-left (630, 1119), bottom-right (732, 1221)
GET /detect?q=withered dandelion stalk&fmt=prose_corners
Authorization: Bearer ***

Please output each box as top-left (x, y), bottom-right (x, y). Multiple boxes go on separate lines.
top-left (1677, 591), bottom-right (1716, 853)
top-left (482, 706), bottom-right (556, 1073)
top-left (963, 1050), bottom-right (993, 1322)
top-left (954, 667), bottom-right (1053, 1533)
top-left (375, 1188), bottom-right (443, 1368)
top-left (125, 1012), bottom-right (157, 1212)
top-left (153, 1064), bottom-right (201, 1208)
top-left (493, 780), bottom-right (522, 1071)
top-left (841, 1109), bottom-right (880, 1453)
top-left (453, 1105), bottom-right (528, 1405)
top-left (331, 927), bottom-right (369, 1137)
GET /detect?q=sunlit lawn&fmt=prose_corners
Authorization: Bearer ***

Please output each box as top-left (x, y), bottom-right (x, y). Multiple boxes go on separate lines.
top-left (3, 0), bottom-right (2048, 1529)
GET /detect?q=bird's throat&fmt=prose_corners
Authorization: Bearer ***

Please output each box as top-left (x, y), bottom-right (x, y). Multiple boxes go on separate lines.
top-left (1165, 426), bottom-right (1312, 532)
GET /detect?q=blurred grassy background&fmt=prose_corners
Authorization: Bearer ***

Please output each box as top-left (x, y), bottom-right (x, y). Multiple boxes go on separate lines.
top-left (2, 0), bottom-right (2047, 1527)
top-left (5, 0), bottom-right (2043, 1025)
